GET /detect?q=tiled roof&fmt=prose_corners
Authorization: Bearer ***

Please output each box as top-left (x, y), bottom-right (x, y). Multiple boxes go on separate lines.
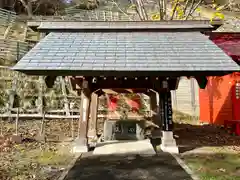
top-left (12, 31), bottom-right (240, 75)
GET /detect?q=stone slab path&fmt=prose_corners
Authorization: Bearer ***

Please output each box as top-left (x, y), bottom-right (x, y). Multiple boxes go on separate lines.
top-left (63, 152), bottom-right (192, 180)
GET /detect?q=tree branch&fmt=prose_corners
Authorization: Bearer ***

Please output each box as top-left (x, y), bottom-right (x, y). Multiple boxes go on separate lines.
top-left (185, 0), bottom-right (203, 20)
top-left (170, 0), bottom-right (180, 20)
top-left (184, 0), bottom-right (195, 19)
top-left (158, 0), bottom-right (164, 20)
top-left (183, 0), bottom-right (190, 14)
top-left (18, 0), bottom-right (34, 17)
top-left (111, 0), bottom-right (132, 20)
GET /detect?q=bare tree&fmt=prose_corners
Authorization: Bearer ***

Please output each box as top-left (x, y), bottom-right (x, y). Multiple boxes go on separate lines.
top-left (18, 0), bottom-right (36, 17)
top-left (17, 0), bottom-right (66, 17)
top-left (131, 0), bottom-right (225, 21)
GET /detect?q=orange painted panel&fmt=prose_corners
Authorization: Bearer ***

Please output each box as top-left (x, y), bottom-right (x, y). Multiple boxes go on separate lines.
top-left (199, 74), bottom-right (236, 125)
top-left (231, 73), bottom-right (240, 120)
top-left (200, 33), bottom-right (240, 125)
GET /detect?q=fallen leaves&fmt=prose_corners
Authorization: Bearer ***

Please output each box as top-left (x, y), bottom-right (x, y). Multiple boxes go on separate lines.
top-left (178, 123), bottom-right (240, 180)
top-left (217, 168), bottom-right (226, 173)
top-left (174, 123), bottom-right (240, 153)
top-left (0, 135), bottom-right (15, 152)
top-left (151, 13), bottom-right (161, 20)
top-left (0, 119), bottom-right (75, 180)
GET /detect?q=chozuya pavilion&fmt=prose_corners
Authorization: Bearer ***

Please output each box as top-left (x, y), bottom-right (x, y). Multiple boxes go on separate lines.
top-left (12, 20), bottom-right (240, 153)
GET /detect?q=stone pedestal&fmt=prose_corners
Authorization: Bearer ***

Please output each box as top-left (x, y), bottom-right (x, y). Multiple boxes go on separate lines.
top-left (160, 131), bottom-right (179, 154)
top-left (72, 138), bottom-right (88, 153)
top-left (93, 139), bottom-right (156, 155)
top-left (103, 120), bottom-right (145, 141)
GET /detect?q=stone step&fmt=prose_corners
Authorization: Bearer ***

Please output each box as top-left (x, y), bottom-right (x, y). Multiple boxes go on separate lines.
top-left (93, 139), bottom-right (156, 156)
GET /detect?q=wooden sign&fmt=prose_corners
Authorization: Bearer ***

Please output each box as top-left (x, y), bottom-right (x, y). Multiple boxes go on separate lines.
top-left (161, 92), bottom-right (173, 131)
top-left (127, 125), bottom-right (136, 134)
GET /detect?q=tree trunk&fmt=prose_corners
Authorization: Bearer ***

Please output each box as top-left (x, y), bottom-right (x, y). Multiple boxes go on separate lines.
top-left (19, 0), bottom-right (33, 17)
top-left (26, 2), bottom-right (33, 17)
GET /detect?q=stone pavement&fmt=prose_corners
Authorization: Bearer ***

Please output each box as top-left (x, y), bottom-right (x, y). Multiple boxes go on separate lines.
top-left (63, 139), bottom-right (192, 180)
top-left (63, 152), bottom-right (192, 180)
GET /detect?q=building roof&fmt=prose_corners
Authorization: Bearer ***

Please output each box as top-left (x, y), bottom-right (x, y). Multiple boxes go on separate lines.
top-left (37, 20), bottom-right (221, 32)
top-left (27, 10), bottom-right (140, 29)
top-left (12, 30), bottom-right (240, 76)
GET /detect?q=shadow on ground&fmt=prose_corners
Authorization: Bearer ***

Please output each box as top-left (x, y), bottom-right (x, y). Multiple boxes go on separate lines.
top-left (150, 122), bottom-right (240, 154)
top-left (63, 153), bottom-right (192, 180)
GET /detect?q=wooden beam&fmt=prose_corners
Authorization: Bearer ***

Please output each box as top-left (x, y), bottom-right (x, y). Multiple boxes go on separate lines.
top-left (38, 76), bottom-right (44, 115)
top-left (88, 92), bottom-right (99, 139)
top-left (102, 88), bottom-right (149, 94)
top-left (70, 76), bottom-right (179, 91)
top-left (37, 20), bottom-right (222, 32)
top-left (90, 77), bottom-right (163, 90)
top-left (0, 113), bottom-right (81, 119)
top-left (0, 113), bottom-right (148, 119)
top-left (91, 77), bottom-right (180, 91)
top-left (70, 76), bottom-right (180, 92)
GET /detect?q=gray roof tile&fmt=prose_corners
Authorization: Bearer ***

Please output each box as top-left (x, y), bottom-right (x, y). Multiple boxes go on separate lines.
top-left (12, 31), bottom-right (240, 74)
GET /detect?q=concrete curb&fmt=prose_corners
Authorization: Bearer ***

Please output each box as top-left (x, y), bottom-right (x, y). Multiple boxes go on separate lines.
top-left (171, 153), bottom-right (200, 180)
top-left (58, 153), bottom-right (82, 180)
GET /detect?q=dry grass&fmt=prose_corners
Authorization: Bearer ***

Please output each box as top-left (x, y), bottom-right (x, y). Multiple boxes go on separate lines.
top-left (173, 111), bottom-right (240, 180)
top-left (173, 110), bottom-right (198, 125)
top-left (0, 119), bottom-right (76, 180)
top-left (181, 148), bottom-right (240, 180)
top-left (0, 142), bottom-right (74, 180)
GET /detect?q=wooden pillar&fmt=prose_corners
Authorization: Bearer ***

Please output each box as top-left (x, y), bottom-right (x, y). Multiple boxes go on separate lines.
top-left (60, 76), bottom-right (70, 116)
top-left (38, 76), bottom-right (44, 115)
top-left (148, 90), bottom-right (161, 138)
top-left (148, 90), bottom-right (160, 126)
top-left (76, 79), bottom-right (91, 147)
top-left (88, 92), bottom-right (99, 139)
top-left (37, 32), bottom-right (46, 115)
top-left (160, 81), bottom-right (178, 153)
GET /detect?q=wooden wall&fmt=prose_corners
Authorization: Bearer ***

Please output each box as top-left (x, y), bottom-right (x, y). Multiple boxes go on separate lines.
top-left (171, 77), bottom-right (199, 117)
top-left (199, 74), bottom-right (240, 125)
